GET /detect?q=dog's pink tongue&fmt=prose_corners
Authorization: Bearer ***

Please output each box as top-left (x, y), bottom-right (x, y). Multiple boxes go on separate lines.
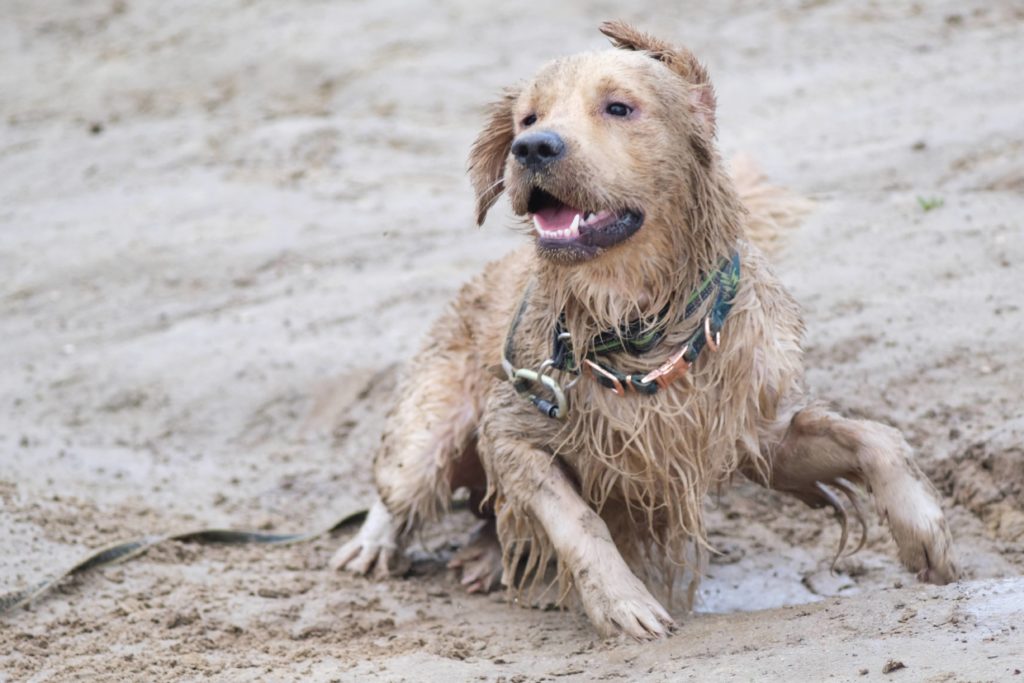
top-left (533, 204), bottom-right (579, 233)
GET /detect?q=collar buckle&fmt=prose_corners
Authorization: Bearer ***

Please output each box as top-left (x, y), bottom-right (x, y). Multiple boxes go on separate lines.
top-left (640, 345), bottom-right (692, 390)
top-left (584, 358), bottom-right (628, 396)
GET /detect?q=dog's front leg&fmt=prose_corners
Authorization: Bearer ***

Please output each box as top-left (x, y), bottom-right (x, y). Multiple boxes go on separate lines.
top-left (485, 437), bottom-right (675, 640)
top-left (330, 497), bottom-right (409, 578)
top-left (761, 405), bottom-right (958, 584)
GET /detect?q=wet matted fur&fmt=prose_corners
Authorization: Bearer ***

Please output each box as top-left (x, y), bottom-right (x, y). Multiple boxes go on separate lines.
top-left (332, 21), bottom-right (958, 639)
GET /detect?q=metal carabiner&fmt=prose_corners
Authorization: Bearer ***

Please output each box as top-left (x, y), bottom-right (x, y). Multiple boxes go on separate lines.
top-left (512, 367), bottom-right (568, 419)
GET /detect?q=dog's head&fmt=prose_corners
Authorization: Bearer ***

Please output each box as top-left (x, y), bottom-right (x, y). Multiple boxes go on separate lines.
top-left (469, 21), bottom-right (722, 266)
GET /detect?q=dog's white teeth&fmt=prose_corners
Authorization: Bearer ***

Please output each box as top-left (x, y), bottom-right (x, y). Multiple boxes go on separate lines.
top-left (584, 212), bottom-right (595, 223)
top-left (533, 218), bottom-right (580, 240)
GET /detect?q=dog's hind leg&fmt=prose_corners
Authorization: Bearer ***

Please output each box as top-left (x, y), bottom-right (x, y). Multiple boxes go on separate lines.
top-left (331, 310), bottom-right (486, 579)
top-left (754, 404), bottom-right (958, 584)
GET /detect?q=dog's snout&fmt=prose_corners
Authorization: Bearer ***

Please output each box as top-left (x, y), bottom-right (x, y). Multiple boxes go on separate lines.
top-left (511, 131), bottom-right (566, 171)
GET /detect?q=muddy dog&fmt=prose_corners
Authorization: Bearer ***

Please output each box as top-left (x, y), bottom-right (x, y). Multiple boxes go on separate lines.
top-left (332, 22), bottom-right (957, 639)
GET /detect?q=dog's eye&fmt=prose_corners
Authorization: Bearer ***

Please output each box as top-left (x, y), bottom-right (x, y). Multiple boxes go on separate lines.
top-left (605, 102), bottom-right (633, 117)
top-left (521, 113), bottom-right (537, 127)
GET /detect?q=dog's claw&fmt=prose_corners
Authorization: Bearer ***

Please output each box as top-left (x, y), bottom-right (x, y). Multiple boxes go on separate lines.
top-left (833, 477), bottom-right (868, 555)
top-left (609, 599), bottom-right (675, 641)
top-left (813, 477), bottom-right (871, 569)
top-left (815, 481), bottom-right (850, 569)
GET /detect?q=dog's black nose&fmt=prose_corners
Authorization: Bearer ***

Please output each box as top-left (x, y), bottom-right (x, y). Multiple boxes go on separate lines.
top-left (511, 131), bottom-right (566, 171)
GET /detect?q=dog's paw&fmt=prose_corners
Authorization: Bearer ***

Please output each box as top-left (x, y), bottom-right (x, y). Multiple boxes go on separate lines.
top-left (577, 567), bottom-right (675, 641)
top-left (330, 535), bottom-right (408, 579)
top-left (869, 446), bottom-right (959, 585)
top-left (447, 519), bottom-right (503, 594)
top-left (885, 494), bottom-right (959, 585)
top-left (330, 499), bottom-right (409, 579)
top-left (592, 590), bottom-right (675, 641)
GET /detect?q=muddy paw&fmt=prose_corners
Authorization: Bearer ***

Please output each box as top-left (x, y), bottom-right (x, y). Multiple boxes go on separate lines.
top-left (577, 567), bottom-right (675, 641)
top-left (447, 519), bottom-right (503, 594)
top-left (875, 467), bottom-right (959, 585)
top-left (889, 507), bottom-right (959, 585)
top-left (330, 535), bottom-right (409, 579)
top-left (330, 499), bottom-right (409, 579)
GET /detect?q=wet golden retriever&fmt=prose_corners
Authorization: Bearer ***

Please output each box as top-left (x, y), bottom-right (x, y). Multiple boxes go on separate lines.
top-left (332, 21), bottom-right (957, 639)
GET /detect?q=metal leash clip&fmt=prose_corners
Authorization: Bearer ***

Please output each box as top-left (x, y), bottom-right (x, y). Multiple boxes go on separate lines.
top-left (501, 355), bottom-right (568, 419)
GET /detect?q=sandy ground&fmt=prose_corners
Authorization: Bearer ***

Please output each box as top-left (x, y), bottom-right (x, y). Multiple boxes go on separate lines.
top-left (1, 0), bottom-right (1023, 680)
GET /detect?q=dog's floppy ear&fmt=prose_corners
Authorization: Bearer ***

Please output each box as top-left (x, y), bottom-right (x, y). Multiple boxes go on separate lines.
top-left (468, 87), bottom-right (520, 226)
top-left (599, 20), bottom-right (716, 138)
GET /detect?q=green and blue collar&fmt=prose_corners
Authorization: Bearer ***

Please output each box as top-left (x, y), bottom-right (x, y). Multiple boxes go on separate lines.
top-left (503, 250), bottom-right (741, 418)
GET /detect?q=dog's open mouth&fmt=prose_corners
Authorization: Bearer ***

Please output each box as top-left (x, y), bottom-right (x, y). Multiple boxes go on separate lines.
top-left (527, 188), bottom-right (644, 259)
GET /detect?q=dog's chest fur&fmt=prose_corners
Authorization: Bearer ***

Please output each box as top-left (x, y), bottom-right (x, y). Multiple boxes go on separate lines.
top-left (507, 291), bottom-right (744, 510)
top-left (494, 243), bottom-right (804, 537)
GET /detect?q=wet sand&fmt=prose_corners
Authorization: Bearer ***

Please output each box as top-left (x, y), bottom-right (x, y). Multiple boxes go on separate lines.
top-left (1, 1), bottom-right (1022, 680)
